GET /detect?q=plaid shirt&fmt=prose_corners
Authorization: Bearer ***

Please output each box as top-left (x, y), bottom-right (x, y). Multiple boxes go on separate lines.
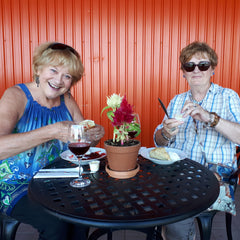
top-left (154, 83), bottom-right (240, 170)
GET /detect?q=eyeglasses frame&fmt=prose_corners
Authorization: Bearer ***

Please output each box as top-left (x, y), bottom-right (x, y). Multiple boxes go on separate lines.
top-left (182, 61), bottom-right (211, 72)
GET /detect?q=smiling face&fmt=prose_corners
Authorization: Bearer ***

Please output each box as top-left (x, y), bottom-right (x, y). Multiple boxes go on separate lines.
top-left (37, 65), bottom-right (73, 99)
top-left (33, 42), bottom-right (84, 87)
top-left (183, 53), bottom-right (214, 89)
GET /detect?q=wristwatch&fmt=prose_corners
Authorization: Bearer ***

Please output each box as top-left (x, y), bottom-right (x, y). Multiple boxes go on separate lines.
top-left (207, 112), bottom-right (220, 128)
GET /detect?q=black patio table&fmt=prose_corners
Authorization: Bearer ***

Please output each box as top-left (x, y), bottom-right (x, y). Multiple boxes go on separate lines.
top-left (28, 156), bottom-right (219, 240)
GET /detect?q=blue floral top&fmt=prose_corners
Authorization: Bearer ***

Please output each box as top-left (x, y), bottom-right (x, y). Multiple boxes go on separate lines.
top-left (0, 84), bottom-right (73, 215)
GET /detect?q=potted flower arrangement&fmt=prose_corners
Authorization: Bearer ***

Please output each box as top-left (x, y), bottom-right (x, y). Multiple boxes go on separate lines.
top-left (101, 94), bottom-right (141, 179)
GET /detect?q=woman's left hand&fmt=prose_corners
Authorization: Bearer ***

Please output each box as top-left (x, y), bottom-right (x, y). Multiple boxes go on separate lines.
top-left (87, 124), bottom-right (105, 142)
top-left (182, 100), bottom-right (210, 123)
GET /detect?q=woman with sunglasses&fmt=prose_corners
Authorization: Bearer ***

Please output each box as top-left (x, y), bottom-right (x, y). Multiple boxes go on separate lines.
top-left (0, 42), bottom-right (104, 239)
top-left (154, 41), bottom-right (240, 239)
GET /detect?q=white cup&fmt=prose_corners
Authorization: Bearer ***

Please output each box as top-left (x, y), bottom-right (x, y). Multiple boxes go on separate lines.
top-left (89, 160), bottom-right (100, 172)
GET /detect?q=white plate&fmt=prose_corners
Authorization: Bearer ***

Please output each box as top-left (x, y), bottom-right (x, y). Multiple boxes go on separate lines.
top-left (60, 147), bottom-right (106, 165)
top-left (140, 147), bottom-right (186, 165)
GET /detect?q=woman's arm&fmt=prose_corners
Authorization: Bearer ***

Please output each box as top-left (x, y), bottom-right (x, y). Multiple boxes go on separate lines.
top-left (155, 128), bottom-right (170, 146)
top-left (64, 93), bottom-right (84, 123)
top-left (214, 118), bottom-right (240, 145)
top-left (0, 87), bottom-right (72, 160)
top-left (154, 118), bottom-right (182, 147)
top-left (182, 100), bottom-right (240, 145)
top-left (0, 123), bottom-right (71, 159)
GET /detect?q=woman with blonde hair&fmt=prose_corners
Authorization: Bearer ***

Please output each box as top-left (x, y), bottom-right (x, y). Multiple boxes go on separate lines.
top-left (0, 42), bottom-right (104, 239)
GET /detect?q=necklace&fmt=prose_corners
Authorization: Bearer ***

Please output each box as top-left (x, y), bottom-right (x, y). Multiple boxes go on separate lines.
top-left (189, 92), bottom-right (204, 106)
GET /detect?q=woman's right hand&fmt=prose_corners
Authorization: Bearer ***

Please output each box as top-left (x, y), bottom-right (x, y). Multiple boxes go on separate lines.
top-left (155, 118), bottom-right (184, 146)
top-left (53, 121), bottom-right (73, 143)
top-left (162, 118), bottom-right (183, 139)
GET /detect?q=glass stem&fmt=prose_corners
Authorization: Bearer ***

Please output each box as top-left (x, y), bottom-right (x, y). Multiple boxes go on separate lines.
top-left (78, 157), bottom-right (83, 179)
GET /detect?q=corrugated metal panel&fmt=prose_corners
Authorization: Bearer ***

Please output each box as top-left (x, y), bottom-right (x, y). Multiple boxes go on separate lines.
top-left (0, 0), bottom-right (240, 147)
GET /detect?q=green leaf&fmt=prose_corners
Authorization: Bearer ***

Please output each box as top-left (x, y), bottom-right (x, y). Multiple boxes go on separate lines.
top-left (127, 123), bottom-right (141, 137)
top-left (101, 106), bottom-right (111, 115)
top-left (107, 111), bottom-right (114, 122)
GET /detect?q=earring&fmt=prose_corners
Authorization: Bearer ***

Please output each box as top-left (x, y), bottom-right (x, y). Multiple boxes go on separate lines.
top-left (68, 89), bottom-right (71, 99)
top-left (183, 74), bottom-right (186, 78)
top-left (212, 72), bottom-right (215, 76)
top-left (36, 76), bottom-right (39, 87)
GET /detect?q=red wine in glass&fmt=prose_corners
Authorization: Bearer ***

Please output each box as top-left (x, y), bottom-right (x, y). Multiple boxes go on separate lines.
top-left (128, 131), bottom-right (137, 139)
top-left (68, 142), bottom-right (90, 157)
top-left (69, 125), bottom-right (91, 188)
top-left (128, 114), bottom-right (141, 139)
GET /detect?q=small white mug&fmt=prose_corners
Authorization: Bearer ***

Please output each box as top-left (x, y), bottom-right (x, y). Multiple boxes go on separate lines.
top-left (89, 160), bottom-right (100, 172)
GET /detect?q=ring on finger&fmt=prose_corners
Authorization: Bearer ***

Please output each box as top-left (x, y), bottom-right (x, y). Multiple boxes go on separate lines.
top-left (170, 127), bottom-right (176, 132)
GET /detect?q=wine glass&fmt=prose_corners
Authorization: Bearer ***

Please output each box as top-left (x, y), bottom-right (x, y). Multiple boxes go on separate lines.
top-left (128, 113), bottom-right (141, 139)
top-left (69, 125), bottom-right (91, 188)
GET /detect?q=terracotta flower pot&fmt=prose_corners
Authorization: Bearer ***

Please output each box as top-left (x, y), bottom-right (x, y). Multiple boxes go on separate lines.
top-left (104, 140), bottom-right (141, 179)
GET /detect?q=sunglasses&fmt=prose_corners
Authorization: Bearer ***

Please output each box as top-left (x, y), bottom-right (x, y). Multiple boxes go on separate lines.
top-left (182, 61), bottom-right (211, 72)
top-left (47, 42), bottom-right (79, 58)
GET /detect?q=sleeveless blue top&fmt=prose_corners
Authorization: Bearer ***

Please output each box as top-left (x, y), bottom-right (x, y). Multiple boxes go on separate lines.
top-left (0, 84), bottom-right (73, 215)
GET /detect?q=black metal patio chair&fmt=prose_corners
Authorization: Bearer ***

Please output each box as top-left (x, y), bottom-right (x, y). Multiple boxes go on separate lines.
top-left (0, 213), bottom-right (20, 240)
top-left (196, 147), bottom-right (240, 240)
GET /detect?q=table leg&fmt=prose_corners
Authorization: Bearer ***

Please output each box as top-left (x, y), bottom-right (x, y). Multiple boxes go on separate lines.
top-left (146, 226), bottom-right (163, 240)
top-left (107, 230), bottom-right (112, 240)
top-left (88, 227), bottom-right (163, 240)
top-left (196, 211), bottom-right (217, 240)
top-left (88, 229), bottom-right (109, 240)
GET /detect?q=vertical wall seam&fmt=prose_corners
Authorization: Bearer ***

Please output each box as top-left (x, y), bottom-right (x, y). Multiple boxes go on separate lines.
top-left (0, 0), bottom-right (6, 87)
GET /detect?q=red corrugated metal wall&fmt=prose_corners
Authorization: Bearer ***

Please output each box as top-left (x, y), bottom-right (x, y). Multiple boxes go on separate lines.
top-left (1, 0), bottom-right (240, 147)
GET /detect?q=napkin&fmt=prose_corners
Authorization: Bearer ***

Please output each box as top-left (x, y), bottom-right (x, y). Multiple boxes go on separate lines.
top-left (139, 147), bottom-right (147, 156)
top-left (33, 167), bottom-right (81, 179)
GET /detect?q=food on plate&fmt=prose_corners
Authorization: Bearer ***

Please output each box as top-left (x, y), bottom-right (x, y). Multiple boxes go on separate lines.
top-left (79, 119), bottom-right (95, 130)
top-left (149, 147), bottom-right (171, 161)
top-left (168, 152), bottom-right (181, 161)
top-left (83, 151), bottom-right (106, 160)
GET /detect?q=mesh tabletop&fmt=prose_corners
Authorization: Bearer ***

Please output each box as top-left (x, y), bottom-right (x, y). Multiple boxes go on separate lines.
top-left (28, 157), bottom-right (219, 229)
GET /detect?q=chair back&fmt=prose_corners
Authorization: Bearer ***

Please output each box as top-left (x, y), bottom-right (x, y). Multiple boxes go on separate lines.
top-left (0, 213), bottom-right (20, 240)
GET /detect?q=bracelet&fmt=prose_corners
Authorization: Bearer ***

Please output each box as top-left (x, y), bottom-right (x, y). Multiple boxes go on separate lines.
top-left (209, 112), bottom-right (220, 127)
top-left (205, 113), bottom-right (214, 128)
top-left (161, 130), bottom-right (176, 143)
top-left (161, 130), bottom-right (171, 141)
top-left (204, 112), bottom-right (220, 128)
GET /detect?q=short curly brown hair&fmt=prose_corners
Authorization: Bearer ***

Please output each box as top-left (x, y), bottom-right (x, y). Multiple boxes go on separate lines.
top-left (179, 41), bottom-right (218, 70)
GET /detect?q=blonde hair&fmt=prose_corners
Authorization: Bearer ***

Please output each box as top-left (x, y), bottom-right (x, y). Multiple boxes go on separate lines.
top-left (32, 42), bottom-right (84, 84)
